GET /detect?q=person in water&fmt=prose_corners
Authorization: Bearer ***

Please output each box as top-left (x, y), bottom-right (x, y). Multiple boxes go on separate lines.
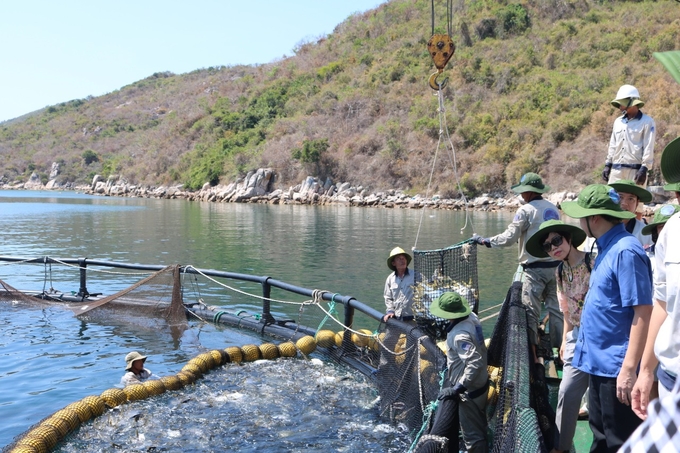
top-left (473, 172), bottom-right (561, 362)
top-left (526, 220), bottom-right (592, 453)
top-left (560, 184), bottom-right (653, 452)
top-left (428, 291), bottom-right (488, 453)
top-left (120, 351), bottom-right (155, 387)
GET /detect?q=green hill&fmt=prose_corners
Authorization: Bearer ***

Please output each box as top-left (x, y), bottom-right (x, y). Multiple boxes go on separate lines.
top-left (1, 0), bottom-right (679, 196)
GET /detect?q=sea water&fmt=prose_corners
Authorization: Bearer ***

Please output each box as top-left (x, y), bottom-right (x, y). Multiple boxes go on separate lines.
top-left (0, 190), bottom-right (519, 449)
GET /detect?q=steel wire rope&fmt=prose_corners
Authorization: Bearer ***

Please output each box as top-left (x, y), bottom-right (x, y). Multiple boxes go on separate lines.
top-left (430, 0), bottom-right (453, 37)
top-left (413, 87), bottom-right (477, 251)
top-left (437, 88), bottom-right (477, 235)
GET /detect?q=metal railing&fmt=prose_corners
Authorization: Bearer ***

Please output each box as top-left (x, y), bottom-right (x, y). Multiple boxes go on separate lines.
top-left (0, 255), bottom-right (389, 373)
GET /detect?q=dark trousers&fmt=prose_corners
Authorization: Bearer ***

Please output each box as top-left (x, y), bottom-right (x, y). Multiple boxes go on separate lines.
top-left (588, 374), bottom-right (642, 453)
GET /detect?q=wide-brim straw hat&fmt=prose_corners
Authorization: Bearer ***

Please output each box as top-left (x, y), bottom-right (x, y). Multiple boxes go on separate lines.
top-left (511, 172), bottom-right (550, 194)
top-left (661, 136), bottom-right (680, 184)
top-left (387, 247), bottom-right (412, 271)
top-left (125, 351), bottom-right (147, 370)
top-left (561, 184), bottom-right (636, 220)
top-left (429, 292), bottom-right (471, 320)
top-left (608, 179), bottom-right (653, 203)
top-left (525, 220), bottom-right (587, 259)
top-left (641, 204), bottom-right (680, 235)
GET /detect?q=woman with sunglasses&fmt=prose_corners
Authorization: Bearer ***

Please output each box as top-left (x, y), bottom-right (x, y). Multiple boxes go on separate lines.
top-left (527, 219), bottom-right (593, 453)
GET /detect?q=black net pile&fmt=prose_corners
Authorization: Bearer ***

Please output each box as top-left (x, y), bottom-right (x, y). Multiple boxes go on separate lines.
top-left (411, 241), bottom-right (479, 340)
top-left (487, 281), bottom-right (555, 452)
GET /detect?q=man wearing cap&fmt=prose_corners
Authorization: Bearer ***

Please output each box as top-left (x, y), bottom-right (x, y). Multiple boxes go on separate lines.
top-left (473, 172), bottom-right (561, 362)
top-left (602, 84), bottom-right (655, 186)
top-left (428, 292), bottom-right (488, 453)
top-left (120, 351), bottom-right (155, 387)
top-left (561, 184), bottom-right (653, 452)
top-left (608, 179), bottom-right (654, 249)
top-left (631, 137), bottom-right (680, 423)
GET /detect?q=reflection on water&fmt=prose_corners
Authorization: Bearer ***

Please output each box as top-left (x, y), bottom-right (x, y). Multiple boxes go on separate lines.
top-left (56, 360), bottom-right (409, 453)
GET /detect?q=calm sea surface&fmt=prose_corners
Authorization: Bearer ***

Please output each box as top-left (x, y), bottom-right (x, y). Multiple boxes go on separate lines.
top-left (0, 190), bottom-right (518, 450)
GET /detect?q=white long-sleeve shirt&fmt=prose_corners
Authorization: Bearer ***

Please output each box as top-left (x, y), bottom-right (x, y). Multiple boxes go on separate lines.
top-left (606, 111), bottom-right (655, 170)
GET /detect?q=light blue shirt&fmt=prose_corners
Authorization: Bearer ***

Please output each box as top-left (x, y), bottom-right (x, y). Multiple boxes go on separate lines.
top-left (572, 223), bottom-right (653, 377)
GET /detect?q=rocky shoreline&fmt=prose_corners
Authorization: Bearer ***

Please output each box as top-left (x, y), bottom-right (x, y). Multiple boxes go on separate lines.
top-left (15, 167), bottom-right (674, 215)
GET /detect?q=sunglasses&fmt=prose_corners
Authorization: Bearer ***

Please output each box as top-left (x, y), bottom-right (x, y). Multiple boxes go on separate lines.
top-left (541, 235), bottom-right (564, 253)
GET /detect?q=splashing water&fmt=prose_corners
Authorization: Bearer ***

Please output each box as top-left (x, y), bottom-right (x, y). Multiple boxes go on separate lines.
top-left (55, 359), bottom-right (411, 452)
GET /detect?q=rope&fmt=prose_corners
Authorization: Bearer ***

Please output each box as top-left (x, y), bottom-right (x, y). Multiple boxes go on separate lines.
top-left (315, 292), bottom-right (339, 332)
top-left (430, 0), bottom-right (453, 36)
top-left (407, 337), bottom-right (447, 452)
top-left (414, 87), bottom-right (477, 250)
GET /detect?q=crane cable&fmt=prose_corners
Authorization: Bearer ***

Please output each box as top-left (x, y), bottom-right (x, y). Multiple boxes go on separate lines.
top-left (413, 0), bottom-right (477, 251)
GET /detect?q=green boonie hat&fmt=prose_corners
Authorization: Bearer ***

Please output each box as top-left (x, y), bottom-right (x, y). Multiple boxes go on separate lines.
top-left (429, 292), bottom-right (472, 320)
top-left (663, 182), bottom-right (680, 192)
top-left (387, 246), bottom-right (412, 271)
top-left (661, 137), bottom-right (680, 184)
top-left (561, 184), bottom-right (636, 220)
top-left (608, 179), bottom-right (653, 203)
top-left (511, 172), bottom-right (550, 194)
top-left (641, 204), bottom-right (680, 235)
top-left (525, 220), bottom-right (587, 259)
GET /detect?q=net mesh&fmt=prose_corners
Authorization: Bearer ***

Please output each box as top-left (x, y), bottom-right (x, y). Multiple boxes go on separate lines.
top-left (487, 281), bottom-right (555, 452)
top-left (0, 279), bottom-right (51, 304)
top-left (68, 265), bottom-right (187, 328)
top-left (411, 242), bottom-right (479, 340)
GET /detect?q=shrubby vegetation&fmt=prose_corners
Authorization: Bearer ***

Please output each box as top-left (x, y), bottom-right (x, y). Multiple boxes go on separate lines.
top-left (0, 0), bottom-right (679, 195)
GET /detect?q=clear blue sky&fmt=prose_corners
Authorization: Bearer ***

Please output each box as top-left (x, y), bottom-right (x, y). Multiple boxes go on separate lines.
top-left (0, 1), bottom-right (385, 123)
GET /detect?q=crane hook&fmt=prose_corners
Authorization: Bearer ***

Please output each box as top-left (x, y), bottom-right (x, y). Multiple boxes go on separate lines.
top-left (427, 34), bottom-right (455, 91)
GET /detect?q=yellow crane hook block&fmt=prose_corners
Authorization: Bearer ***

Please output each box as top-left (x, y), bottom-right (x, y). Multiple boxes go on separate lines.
top-left (427, 34), bottom-right (455, 90)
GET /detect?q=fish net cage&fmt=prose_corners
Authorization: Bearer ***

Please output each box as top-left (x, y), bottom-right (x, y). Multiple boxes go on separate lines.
top-left (411, 241), bottom-right (479, 340)
top-left (1, 250), bottom-right (553, 452)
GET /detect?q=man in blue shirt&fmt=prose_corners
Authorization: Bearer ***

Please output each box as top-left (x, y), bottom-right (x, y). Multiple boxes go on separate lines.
top-left (561, 184), bottom-right (653, 452)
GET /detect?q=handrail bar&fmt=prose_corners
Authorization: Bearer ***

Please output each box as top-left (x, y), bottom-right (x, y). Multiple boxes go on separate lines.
top-left (0, 255), bottom-right (385, 324)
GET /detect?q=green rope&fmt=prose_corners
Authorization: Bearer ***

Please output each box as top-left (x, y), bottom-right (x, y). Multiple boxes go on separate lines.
top-left (408, 399), bottom-right (439, 452)
top-left (213, 311), bottom-right (226, 323)
top-left (315, 293), bottom-right (340, 332)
